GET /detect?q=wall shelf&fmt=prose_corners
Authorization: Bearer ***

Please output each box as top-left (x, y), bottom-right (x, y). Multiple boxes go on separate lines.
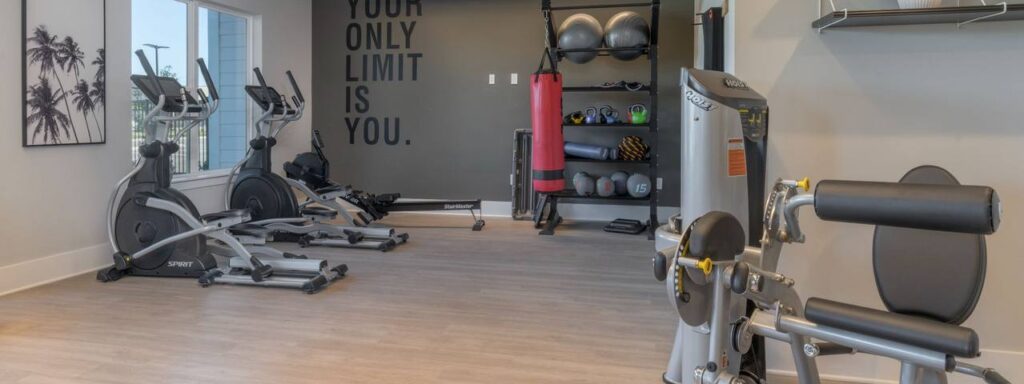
top-left (551, 190), bottom-right (651, 201)
top-left (563, 123), bottom-right (650, 128)
top-left (565, 156), bottom-right (651, 164)
top-left (813, 2), bottom-right (1024, 31)
top-left (563, 85), bottom-right (651, 93)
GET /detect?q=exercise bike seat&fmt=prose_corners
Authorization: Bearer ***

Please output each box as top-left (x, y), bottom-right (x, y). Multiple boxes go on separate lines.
top-left (804, 297), bottom-right (980, 358)
top-left (202, 209), bottom-right (251, 223)
top-left (301, 207), bottom-right (338, 219)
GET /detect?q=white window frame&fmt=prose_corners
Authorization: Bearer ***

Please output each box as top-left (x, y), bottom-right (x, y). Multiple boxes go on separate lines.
top-left (155, 0), bottom-right (258, 185)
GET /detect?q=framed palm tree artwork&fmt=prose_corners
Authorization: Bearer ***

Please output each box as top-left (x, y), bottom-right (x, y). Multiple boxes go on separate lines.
top-left (23, 0), bottom-right (106, 147)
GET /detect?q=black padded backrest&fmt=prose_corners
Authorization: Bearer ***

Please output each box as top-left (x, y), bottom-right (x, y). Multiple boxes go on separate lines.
top-left (688, 211), bottom-right (746, 262)
top-left (873, 166), bottom-right (986, 324)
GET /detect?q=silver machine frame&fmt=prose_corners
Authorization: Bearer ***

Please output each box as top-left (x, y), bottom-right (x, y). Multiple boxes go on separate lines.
top-left (222, 69), bottom-right (405, 250)
top-left (657, 179), bottom-right (1009, 384)
top-left (110, 50), bottom-right (343, 293)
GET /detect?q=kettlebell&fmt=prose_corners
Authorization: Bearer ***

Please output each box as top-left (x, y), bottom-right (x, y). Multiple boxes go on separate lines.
top-left (629, 104), bottom-right (649, 125)
top-left (584, 107), bottom-right (600, 125)
top-left (600, 105), bottom-right (620, 124)
top-left (565, 111), bottom-right (585, 125)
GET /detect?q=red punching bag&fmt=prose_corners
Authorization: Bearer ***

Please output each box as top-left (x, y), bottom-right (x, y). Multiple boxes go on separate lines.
top-left (531, 49), bottom-right (564, 193)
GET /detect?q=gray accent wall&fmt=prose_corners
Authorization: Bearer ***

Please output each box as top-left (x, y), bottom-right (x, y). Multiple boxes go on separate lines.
top-left (312, 0), bottom-right (693, 206)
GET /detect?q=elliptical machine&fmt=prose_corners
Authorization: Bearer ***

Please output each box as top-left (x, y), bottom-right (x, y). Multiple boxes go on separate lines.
top-left (284, 131), bottom-right (486, 232)
top-left (100, 51), bottom-right (345, 294)
top-left (98, 51), bottom-right (226, 282)
top-left (225, 68), bottom-right (399, 251)
top-left (654, 68), bottom-right (768, 384)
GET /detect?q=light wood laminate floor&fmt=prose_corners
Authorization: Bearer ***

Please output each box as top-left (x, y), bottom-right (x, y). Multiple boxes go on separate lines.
top-left (0, 215), bottom-right (677, 383)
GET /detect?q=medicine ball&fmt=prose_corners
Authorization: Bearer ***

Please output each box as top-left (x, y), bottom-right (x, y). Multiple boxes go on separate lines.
top-left (610, 171), bottom-right (630, 195)
top-left (558, 13), bottom-right (604, 64)
top-left (573, 172), bottom-right (596, 196)
top-left (627, 173), bottom-right (652, 198)
top-left (604, 11), bottom-right (650, 61)
top-left (618, 136), bottom-right (650, 161)
top-left (596, 176), bottom-right (616, 197)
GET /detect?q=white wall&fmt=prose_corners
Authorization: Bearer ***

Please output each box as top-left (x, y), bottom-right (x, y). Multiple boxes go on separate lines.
top-left (0, 0), bottom-right (131, 294)
top-left (0, 0), bottom-right (312, 295)
top-left (722, 1), bottom-right (1024, 382)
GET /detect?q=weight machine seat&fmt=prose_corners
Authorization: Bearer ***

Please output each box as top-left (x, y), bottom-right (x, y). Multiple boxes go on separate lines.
top-left (301, 207), bottom-right (337, 219)
top-left (804, 297), bottom-right (980, 358)
top-left (202, 209), bottom-right (250, 222)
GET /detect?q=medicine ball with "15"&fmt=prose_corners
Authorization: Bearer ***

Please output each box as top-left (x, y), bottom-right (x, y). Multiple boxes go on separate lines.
top-left (627, 173), bottom-right (652, 198)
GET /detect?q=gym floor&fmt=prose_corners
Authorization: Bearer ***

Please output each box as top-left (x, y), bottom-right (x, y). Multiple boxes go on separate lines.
top-left (0, 214), bottom-right (676, 384)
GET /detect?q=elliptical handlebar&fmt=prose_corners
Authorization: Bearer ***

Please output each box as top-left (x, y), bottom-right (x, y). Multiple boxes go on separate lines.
top-left (253, 67), bottom-right (271, 105)
top-left (286, 70), bottom-right (304, 103)
top-left (197, 58), bottom-right (219, 101)
top-left (135, 50), bottom-right (165, 98)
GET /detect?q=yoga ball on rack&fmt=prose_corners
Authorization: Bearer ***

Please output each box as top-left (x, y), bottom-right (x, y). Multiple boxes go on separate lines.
top-left (558, 13), bottom-right (604, 64)
top-left (604, 11), bottom-right (650, 61)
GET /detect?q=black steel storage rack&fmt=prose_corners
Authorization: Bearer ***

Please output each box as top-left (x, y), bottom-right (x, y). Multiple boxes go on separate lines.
top-left (534, 0), bottom-right (660, 239)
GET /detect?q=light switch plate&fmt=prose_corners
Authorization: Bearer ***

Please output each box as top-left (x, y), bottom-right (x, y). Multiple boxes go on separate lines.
top-left (489, 74), bottom-right (496, 85)
top-left (657, 178), bottom-right (664, 190)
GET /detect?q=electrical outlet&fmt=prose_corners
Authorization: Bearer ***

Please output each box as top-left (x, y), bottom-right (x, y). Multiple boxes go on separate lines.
top-left (510, 73), bottom-right (519, 85)
top-left (510, 174), bottom-right (514, 186)
top-left (657, 178), bottom-right (664, 190)
top-left (489, 74), bottom-right (496, 85)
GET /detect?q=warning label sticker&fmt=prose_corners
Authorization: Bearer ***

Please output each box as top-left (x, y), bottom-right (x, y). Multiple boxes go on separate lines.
top-left (727, 138), bottom-right (746, 177)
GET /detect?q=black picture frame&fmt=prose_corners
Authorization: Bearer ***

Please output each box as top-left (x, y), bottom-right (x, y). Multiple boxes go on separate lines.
top-left (22, 0), bottom-right (107, 147)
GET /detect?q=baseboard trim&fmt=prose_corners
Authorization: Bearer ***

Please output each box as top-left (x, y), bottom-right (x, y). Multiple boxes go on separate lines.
top-left (385, 200), bottom-right (680, 223)
top-left (0, 243), bottom-right (111, 297)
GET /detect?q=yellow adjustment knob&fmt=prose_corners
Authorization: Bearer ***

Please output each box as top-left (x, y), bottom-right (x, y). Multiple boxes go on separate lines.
top-left (796, 177), bottom-right (811, 191)
top-left (697, 258), bottom-right (713, 276)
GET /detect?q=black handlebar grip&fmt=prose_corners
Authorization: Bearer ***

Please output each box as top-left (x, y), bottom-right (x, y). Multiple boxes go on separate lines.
top-left (731, 261), bottom-right (750, 294)
top-left (196, 58), bottom-right (219, 101)
top-left (253, 67), bottom-right (271, 104)
top-left (653, 251), bottom-right (668, 282)
top-left (312, 129), bottom-right (325, 150)
top-left (286, 70), bottom-right (304, 103)
top-left (134, 50), bottom-right (165, 97)
top-left (983, 369), bottom-right (1010, 384)
top-left (814, 180), bottom-right (1000, 234)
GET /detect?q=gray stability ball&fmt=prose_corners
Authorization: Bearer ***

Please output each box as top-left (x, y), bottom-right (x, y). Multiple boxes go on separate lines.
top-left (604, 11), bottom-right (650, 61)
top-left (558, 13), bottom-right (604, 64)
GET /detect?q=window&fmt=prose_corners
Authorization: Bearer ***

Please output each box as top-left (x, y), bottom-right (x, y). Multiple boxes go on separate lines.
top-left (131, 0), bottom-right (252, 175)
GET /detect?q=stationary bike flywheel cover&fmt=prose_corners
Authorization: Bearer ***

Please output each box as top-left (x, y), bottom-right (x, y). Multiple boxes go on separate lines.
top-left (230, 174), bottom-right (298, 221)
top-left (114, 188), bottom-right (205, 271)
